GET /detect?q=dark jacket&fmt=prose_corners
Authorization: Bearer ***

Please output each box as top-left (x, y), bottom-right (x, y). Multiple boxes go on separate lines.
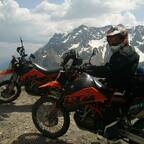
top-left (85, 46), bottom-right (139, 88)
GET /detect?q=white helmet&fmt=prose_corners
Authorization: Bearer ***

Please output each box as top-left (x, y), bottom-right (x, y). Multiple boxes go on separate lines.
top-left (106, 25), bottom-right (128, 52)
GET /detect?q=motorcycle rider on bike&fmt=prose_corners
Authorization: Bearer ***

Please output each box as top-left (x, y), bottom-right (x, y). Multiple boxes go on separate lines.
top-left (84, 24), bottom-right (139, 92)
top-left (84, 25), bottom-right (140, 139)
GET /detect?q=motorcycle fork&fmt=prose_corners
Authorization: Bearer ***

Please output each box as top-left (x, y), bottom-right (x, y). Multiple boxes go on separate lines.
top-left (7, 74), bottom-right (19, 92)
top-left (55, 90), bottom-right (66, 108)
top-left (47, 99), bottom-right (62, 122)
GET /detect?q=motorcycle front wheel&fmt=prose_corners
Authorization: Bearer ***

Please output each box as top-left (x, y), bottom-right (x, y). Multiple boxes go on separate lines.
top-left (32, 97), bottom-right (70, 139)
top-left (0, 80), bottom-right (21, 103)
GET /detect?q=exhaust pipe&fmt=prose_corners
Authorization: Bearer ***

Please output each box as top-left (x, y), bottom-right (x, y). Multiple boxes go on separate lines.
top-left (119, 129), bottom-right (144, 144)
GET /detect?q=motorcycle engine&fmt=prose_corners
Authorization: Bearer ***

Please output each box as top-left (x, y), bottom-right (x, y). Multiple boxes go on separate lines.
top-left (74, 107), bottom-right (105, 133)
top-left (74, 104), bottom-right (121, 134)
top-left (25, 76), bottom-right (44, 95)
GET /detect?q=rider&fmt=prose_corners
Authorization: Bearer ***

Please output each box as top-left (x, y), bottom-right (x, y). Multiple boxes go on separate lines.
top-left (83, 24), bottom-right (140, 139)
top-left (84, 25), bottom-right (139, 90)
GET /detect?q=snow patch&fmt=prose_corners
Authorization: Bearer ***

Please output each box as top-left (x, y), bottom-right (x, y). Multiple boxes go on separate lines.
top-left (137, 41), bottom-right (143, 45)
top-left (79, 47), bottom-right (90, 53)
top-left (63, 32), bottom-right (68, 37)
top-left (75, 32), bottom-right (79, 36)
top-left (83, 27), bottom-right (88, 30)
top-left (69, 43), bottom-right (79, 50)
top-left (88, 38), bottom-right (106, 48)
top-left (78, 30), bottom-right (82, 33)
top-left (63, 37), bottom-right (69, 43)
top-left (135, 47), bottom-right (144, 63)
top-left (129, 34), bottom-right (133, 42)
top-left (42, 55), bottom-right (47, 58)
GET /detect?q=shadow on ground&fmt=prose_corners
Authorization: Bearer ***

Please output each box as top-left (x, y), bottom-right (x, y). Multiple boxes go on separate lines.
top-left (0, 102), bottom-right (32, 121)
top-left (0, 102), bottom-right (32, 113)
top-left (11, 133), bottom-right (73, 144)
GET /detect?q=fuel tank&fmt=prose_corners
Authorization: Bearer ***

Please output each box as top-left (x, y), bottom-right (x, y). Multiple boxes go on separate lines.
top-left (65, 73), bottom-right (102, 94)
top-left (63, 73), bottom-right (106, 111)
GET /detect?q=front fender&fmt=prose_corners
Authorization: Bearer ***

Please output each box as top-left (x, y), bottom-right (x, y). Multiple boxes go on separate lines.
top-left (39, 80), bottom-right (62, 89)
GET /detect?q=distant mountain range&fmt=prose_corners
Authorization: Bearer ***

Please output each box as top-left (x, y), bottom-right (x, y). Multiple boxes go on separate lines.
top-left (28, 25), bottom-right (144, 69)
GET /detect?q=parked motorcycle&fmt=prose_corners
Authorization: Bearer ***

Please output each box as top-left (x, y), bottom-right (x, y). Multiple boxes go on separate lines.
top-left (0, 39), bottom-right (60, 103)
top-left (32, 49), bottom-right (144, 143)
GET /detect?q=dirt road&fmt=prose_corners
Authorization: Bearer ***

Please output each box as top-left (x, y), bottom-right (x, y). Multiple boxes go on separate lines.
top-left (0, 91), bottom-right (126, 144)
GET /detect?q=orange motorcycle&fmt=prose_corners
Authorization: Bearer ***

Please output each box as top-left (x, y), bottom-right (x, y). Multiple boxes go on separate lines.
top-left (32, 49), bottom-right (144, 143)
top-left (0, 39), bottom-right (59, 103)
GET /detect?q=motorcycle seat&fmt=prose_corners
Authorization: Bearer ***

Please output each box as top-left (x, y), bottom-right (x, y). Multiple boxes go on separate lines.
top-left (33, 63), bottom-right (60, 74)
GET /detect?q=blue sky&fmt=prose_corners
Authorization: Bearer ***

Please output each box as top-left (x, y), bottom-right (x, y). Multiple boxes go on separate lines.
top-left (134, 7), bottom-right (144, 21)
top-left (16, 0), bottom-right (64, 9)
top-left (16, 0), bottom-right (40, 9)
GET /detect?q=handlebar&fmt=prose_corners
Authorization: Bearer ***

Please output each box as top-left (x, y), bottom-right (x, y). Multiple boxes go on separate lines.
top-left (17, 46), bottom-right (26, 57)
top-left (61, 48), bottom-right (96, 71)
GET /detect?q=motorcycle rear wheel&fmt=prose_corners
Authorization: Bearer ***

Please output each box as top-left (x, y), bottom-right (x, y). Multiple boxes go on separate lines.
top-left (32, 97), bottom-right (70, 139)
top-left (0, 80), bottom-right (21, 103)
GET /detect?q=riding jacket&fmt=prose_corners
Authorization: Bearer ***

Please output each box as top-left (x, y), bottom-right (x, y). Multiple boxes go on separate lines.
top-left (85, 46), bottom-right (139, 89)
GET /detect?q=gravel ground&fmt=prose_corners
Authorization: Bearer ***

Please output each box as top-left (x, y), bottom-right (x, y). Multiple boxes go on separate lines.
top-left (0, 91), bottom-right (127, 144)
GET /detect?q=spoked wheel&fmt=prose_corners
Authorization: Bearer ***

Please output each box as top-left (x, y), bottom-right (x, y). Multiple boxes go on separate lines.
top-left (32, 97), bottom-right (70, 139)
top-left (0, 80), bottom-right (21, 103)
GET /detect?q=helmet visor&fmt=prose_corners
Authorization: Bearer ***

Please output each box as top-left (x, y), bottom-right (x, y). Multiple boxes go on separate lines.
top-left (107, 34), bottom-right (123, 46)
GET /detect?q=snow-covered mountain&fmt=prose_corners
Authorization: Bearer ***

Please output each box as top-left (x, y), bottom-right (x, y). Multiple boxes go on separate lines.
top-left (34, 24), bottom-right (144, 69)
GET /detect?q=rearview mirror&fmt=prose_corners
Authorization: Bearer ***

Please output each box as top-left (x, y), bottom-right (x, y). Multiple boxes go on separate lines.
top-left (92, 48), bottom-right (98, 56)
top-left (17, 47), bottom-right (21, 53)
top-left (88, 48), bottom-right (98, 64)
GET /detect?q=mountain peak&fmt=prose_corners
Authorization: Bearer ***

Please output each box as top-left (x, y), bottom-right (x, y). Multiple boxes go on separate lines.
top-left (78, 24), bottom-right (88, 29)
top-left (34, 25), bottom-right (144, 69)
top-left (73, 24), bottom-right (89, 32)
top-left (117, 24), bottom-right (125, 27)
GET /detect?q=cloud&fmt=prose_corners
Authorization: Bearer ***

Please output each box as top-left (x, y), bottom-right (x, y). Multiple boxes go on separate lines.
top-left (0, 0), bottom-right (61, 43)
top-left (0, 0), bottom-right (38, 42)
top-left (63, 0), bottom-right (109, 19)
top-left (62, 0), bottom-right (144, 19)
top-left (0, 0), bottom-right (144, 45)
top-left (104, 0), bottom-right (143, 12)
top-left (33, 0), bottom-right (69, 20)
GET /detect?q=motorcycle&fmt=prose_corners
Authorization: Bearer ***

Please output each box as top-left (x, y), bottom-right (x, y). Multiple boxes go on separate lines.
top-left (0, 39), bottom-right (60, 103)
top-left (32, 49), bottom-right (144, 143)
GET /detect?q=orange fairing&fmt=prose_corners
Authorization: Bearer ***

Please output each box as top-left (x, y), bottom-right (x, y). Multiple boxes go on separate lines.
top-left (20, 69), bottom-right (46, 80)
top-left (39, 80), bottom-right (61, 89)
top-left (0, 69), bottom-right (15, 75)
top-left (65, 87), bottom-right (107, 103)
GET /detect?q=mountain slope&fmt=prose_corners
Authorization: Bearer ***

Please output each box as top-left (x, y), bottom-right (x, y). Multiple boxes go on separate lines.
top-left (34, 24), bottom-right (144, 69)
